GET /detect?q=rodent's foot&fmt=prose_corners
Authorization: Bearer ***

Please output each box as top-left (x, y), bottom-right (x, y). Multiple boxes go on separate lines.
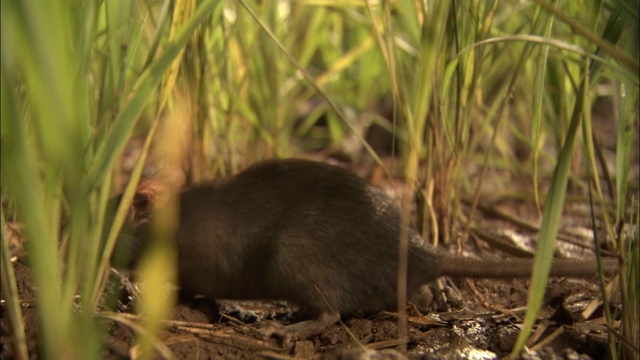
top-left (255, 312), bottom-right (340, 346)
top-left (255, 320), bottom-right (288, 340)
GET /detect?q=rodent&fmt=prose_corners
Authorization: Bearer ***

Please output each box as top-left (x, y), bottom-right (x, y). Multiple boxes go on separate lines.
top-left (115, 159), bottom-right (618, 339)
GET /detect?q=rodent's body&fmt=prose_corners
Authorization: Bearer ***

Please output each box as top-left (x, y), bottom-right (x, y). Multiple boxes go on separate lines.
top-left (169, 160), bottom-right (443, 316)
top-left (126, 159), bottom-right (616, 320)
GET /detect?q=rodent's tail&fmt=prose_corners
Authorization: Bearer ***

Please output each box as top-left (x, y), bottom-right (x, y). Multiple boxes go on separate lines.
top-left (438, 255), bottom-right (618, 279)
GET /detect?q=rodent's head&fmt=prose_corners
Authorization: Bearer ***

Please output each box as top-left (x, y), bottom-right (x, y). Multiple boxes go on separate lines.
top-left (111, 168), bottom-right (186, 268)
top-left (131, 167), bottom-right (186, 226)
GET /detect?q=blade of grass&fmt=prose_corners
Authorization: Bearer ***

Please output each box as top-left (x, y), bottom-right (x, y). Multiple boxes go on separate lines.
top-left (531, 7), bottom-right (555, 216)
top-left (1, 66), bottom-right (67, 357)
top-left (459, 35), bottom-right (636, 85)
top-left (0, 212), bottom-right (29, 360)
top-left (511, 69), bottom-right (589, 355)
top-left (133, 2), bottom-right (194, 356)
top-left (615, 73), bottom-right (638, 360)
top-left (616, 79), bottom-right (638, 225)
top-left (581, 80), bottom-right (617, 358)
top-left (624, 201), bottom-right (639, 358)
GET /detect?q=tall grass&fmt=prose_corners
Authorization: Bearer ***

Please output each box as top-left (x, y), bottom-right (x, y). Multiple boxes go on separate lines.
top-left (1, 0), bottom-right (217, 358)
top-left (1, 0), bottom-right (637, 358)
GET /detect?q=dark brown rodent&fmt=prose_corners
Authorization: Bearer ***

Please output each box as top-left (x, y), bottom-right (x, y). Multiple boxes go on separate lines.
top-left (119, 159), bottom-right (617, 324)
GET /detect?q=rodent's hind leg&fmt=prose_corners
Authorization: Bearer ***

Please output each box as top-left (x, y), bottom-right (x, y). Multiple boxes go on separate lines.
top-left (256, 311), bottom-right (340, 346)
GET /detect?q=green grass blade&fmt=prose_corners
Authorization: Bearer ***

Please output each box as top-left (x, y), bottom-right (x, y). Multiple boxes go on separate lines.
top-left (0, 208), bottom-right (29, 360)
top-left (1, 66), bottom-right (67, 358)
top-left (531, 8), bottom-right (554, 216)
top-left (511, 73), bottom-right (588, 355)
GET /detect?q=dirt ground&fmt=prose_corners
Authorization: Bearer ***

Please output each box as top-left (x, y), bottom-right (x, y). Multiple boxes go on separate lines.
top-left (2, 218), bottom-right (620, 359)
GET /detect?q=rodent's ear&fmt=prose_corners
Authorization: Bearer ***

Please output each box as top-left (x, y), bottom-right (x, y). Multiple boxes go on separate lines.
top-left (131, 167), bottom-right (185, 225)
top-left (131, 179), bottom-right (161, 225)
